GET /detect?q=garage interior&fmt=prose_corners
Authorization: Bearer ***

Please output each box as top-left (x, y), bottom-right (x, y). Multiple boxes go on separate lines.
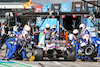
top-left (63, 16), bottom-right (81, 32)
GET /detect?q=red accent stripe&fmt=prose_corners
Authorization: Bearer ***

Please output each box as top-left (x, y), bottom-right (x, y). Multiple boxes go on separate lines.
top-left (44, 29), bottom-right (45, 34)
top-left (17, 34), bottom-right (20, 39)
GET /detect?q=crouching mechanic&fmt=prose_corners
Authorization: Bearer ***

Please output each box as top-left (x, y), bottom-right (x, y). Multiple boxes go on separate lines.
top-left (83, 34), bottom-right (100, 58)
top-left (6, 25), bottom-right (31, 61)
top-left (5, 38), bottom-right (15, 60)
top-left (82, 34), bottom-right (99, 61)
top-left (90, 37), bottom-right (100, 57)
top-left (78, 42), bottom-right (87, 60)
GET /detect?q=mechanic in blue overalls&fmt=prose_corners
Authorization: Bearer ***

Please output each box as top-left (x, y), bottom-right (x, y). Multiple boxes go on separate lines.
top-left (83, 34), bottom-right (100, 58)
top-left (79, 24), bottom-right (90, 37)
top-left (73, 29), bottom-right (86, 60)
top-left (68, 32), bottom-right (85, 60)
top-left (5, 25), bottom-right (32, 61)
top-left (90, 37), bottom-right (100, 57)
top-left (79, 24), bottom-right (91, 61)
top-left (96, 31), bottom-right (100, 57)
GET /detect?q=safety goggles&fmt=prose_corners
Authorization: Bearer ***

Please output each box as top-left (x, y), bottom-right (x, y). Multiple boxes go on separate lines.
top-left (52, 28), bottom-right (56, 29)
top-left (80, 27), bottom-right (82, 30)
top-left (27, 31), bottom-right (30, 33)
top-left (46, 28), bottom-right (50, 30)
top-left (25, 34), bottom-right (29, 38)
top-left (74, 33), bottom-right (78, 36)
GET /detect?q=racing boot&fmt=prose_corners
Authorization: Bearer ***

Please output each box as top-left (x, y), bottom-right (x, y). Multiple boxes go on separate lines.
top-left (75, 58), bottom-right (82, 62)
top-left (3, 57), bottom-right (9, 61)
top-left (23, 58), bottom-right (28, 61)
top-left (0, 47), bottom-right (5, 50)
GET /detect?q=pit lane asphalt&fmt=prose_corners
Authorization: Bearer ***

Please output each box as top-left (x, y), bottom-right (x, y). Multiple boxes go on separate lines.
top-left (0, 49), bottom-right (100, 67)
top-left (10, 60), bottom-right (100, 67)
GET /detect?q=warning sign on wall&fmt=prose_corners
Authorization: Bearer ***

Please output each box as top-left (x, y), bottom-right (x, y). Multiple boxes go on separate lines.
top-left (34, 5), bottom-right (42, 12)
top-left (84, 1), bottom-right (98, 12)
top-left (72, 2), bottom-right (83, 12)
top-left (51, 4), bottom-right (61, 12)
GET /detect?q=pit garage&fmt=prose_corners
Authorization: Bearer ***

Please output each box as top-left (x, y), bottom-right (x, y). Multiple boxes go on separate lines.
top-left (63, 16), bottom-right (81, 31)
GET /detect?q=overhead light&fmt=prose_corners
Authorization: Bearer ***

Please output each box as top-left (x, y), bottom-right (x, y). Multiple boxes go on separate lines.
top-left (62, 15), bottom-right (66, 18)
top-left (52, 16), bottom-right (55, 18)
top-left (84, 15), bottom-right (88, 18)
top-left (72, 15), bottom-right (77, 18)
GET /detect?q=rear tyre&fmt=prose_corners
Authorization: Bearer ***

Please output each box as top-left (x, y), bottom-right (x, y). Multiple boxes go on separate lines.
top-left (64, 47), bottom-right (75, 61)
top-left (35, 49), bottom-right (43, 60)
top-left (14, 49), bottom-right (22, 60)
top-left (85, 45), bottom-right (97, 58)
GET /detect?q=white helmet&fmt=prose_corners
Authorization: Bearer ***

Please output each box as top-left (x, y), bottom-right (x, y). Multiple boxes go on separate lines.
top-left (68, 34), bottom-right (75, 40)
top-left (23, 25), bottom-right (31, 32)
top-left (45, 24), bottom-right (50, 28)
top-left (30, 23), bottom-right (34, 26)
top-left (22, 30), bottom-right (29, 38)
top-left (80, 42), bottom-right (86, 47)
top-left (73, 29), bottom-right (79, 35)
top-left (52, 25), bottom-right (56, 29)
top-left (79, 24), bottom-right (85, 31)
top-left (83, 34), bottom-right (90, 42)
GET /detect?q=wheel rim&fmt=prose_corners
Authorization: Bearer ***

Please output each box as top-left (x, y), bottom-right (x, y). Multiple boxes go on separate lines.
top-left (85, 47), bottom-right (93, 56)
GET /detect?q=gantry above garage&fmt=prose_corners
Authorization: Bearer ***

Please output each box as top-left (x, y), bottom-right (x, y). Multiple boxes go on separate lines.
top-left (15, 9), bottom-right (100, 18)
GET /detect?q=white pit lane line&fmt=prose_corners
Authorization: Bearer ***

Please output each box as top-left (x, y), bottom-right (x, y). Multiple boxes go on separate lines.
top-left (10, 60), bottom-right (37, 67)
top-left (53, 61), bottom-right (62, 65)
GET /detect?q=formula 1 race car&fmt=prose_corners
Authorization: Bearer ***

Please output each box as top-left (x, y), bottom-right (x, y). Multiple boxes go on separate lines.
top-left (35, 40), bottom-right (75, 61)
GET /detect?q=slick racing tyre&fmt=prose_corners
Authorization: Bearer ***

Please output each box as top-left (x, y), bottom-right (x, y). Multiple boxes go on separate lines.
top-left (85, 45), bottom-right (97, 57)
top-left (65, 47), bottom-right (75, 61)
top-left (14, 49), bottom-right (22, 60)
top-left (34, 49), bottom-right (43, 60)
